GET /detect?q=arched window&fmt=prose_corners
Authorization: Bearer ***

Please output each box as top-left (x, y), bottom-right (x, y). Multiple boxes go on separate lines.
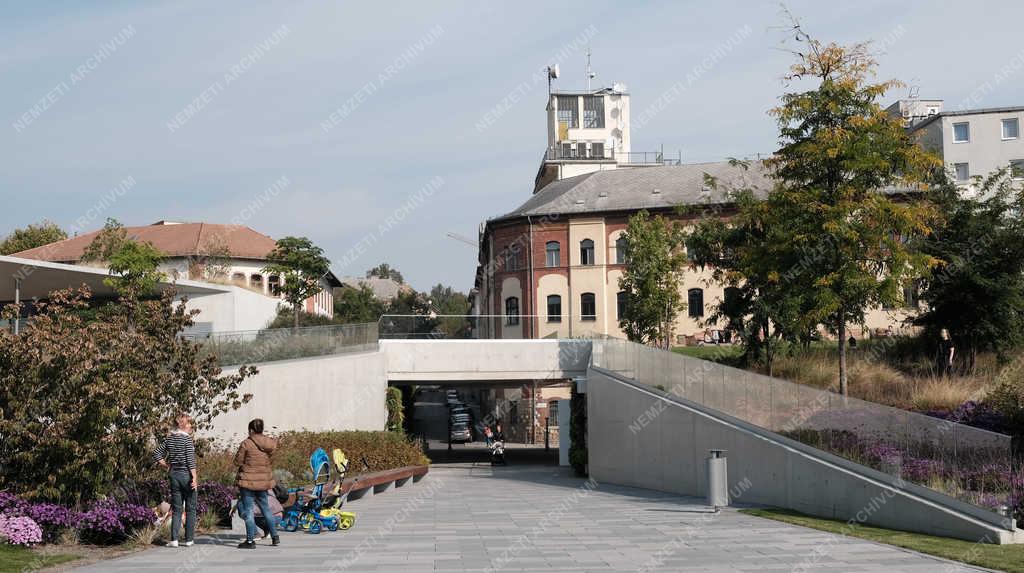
top-left (615, 235), bottom-right (629, 264)
top-left (580, 239), bottom-right (595, 265)
top-left (580, 293), bottom-right (596, 321)
top-left (505, 297), bottom-right (520, 325)
top-left (269, 275), bottom-right (281, 296)
top-left (231, 272), bottom-right (246, 285)
top-left (545, 241), bottom-right (560, 267)
top-left (250, 274), bottom-right (264, 291)
top-left (547, 295), bottom-right (562, 323)
top-left (616, 291), bottom-right (628, 320)
top-left (688, 288), bottom-right (704, 318)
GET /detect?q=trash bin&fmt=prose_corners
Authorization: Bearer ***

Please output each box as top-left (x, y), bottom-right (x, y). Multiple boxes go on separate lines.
top-left (707, 449), bottom-right (729, 509)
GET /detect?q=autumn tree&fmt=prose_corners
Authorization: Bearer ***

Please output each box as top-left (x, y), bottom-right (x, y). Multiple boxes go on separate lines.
top-left (0, 287), bottom-right (255, 504)
top-left (0, 220), bottom-right (67, 255)
top-left (82, 218), bottom-right (165, 297)
top-left (618, 210), bottom-right (686, 348)
top-left (765, 37), bottom-right (940, 394)
top-left (263, 236), bottom-right (332, 329)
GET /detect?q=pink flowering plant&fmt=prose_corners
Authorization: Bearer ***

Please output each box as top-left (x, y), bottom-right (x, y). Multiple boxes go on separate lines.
top-left (0, 514), bottom-right (44, 546)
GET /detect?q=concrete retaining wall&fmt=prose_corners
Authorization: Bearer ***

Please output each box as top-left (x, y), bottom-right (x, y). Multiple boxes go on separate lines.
top-left (586, 366), bottom-right (1022, 544)
top-left (205, 350), bottom-right (387, 444)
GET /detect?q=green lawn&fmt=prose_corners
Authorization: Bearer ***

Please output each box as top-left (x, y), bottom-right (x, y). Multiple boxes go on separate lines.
top-left (741, 508), bottom-right (1024, 573)
top-left (0, 543), bottom-right (80, 572)
top-left (672, 344), bottom-right (744, 365)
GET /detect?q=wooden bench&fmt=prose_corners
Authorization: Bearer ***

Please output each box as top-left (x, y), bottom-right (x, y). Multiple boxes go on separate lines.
top-left (340, 465), bottom-right (429, 500)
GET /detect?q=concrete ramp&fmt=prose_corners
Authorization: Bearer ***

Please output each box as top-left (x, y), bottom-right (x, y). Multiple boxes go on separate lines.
top-left (586, 366), bottom-right (1023, 544)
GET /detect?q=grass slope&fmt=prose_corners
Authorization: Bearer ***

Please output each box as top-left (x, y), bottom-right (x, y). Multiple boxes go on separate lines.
top-left (0, 544), bottom-right (79, 572)
top-left (741, 508), bottom-right (1024, 573)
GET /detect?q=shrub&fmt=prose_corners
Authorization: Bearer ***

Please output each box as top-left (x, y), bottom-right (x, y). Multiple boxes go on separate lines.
top-left (198, 431), bottom-right (428, 484)
top-left (0, 515), bottom-right (43, 546)
top-left (77, 499), bottom-right (154, 544)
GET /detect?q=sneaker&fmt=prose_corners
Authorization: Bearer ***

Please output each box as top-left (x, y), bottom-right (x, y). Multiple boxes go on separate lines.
top-left (183, 540), bottom-right (194, 547)
top-left (271, 536), bottom-right (280, 547)
top-left (166, 540), bottom-right (179, 548)
top-left (237, 540), bottom-right (256, 549)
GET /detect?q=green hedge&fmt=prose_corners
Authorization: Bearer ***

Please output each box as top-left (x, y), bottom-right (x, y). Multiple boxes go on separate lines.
top-left (199, 430), bottom-right (428, 486)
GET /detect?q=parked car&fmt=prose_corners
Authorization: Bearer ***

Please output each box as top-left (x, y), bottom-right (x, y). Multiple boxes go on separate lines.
top-left (450, 422), bottom-right (472, 443)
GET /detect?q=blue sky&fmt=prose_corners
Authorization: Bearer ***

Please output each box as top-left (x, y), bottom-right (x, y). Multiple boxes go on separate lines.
top-left (2, 0), bottom-right (1023, 292)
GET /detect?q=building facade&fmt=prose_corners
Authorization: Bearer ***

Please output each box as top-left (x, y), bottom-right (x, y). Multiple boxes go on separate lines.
top-left (10, 220), bottom-right (340, 331)
top-left (889, 99), bottom-right (1024, 191)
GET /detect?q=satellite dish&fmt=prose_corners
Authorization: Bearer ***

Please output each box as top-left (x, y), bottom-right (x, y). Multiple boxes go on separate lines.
top-left (548, 64), bottom-right (560, 79)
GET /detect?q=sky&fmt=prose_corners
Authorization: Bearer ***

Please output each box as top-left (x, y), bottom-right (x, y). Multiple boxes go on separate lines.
top-left (2, 0), bottom-right (1023, 292)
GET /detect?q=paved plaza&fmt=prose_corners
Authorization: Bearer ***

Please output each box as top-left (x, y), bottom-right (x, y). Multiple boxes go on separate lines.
top-left (75, 463), bottom-right (987, 572)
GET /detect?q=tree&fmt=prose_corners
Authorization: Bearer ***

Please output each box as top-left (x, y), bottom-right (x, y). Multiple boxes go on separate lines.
top-left (765, 36), bottom-right (940, 394)
top-left (617, 210), bottom-right (686, 348)
top-left (82, 218), bottom-right (165, 297)
top-left (334, 284), bottom-right (387, 324)
top-left (263, 237), bottom-right (331, 329)
top-left (686, 168), bottom-right (805, 375)
top-left (191, 236), bottom-right (232, 281)
top-left (0, 287), bottom-right (255, 504)
top-left (915, 169), bottom-right (1024, 371)
top-left (0, 220), bottom-right (67, 255)
top-left (366, 263), bottom-right (404, 284)
top-left (427, 283), bottom-right (471, 338)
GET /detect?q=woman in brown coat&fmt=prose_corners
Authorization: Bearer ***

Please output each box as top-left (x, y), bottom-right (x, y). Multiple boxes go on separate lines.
top-left (234, 418), bottom-right (280, 548)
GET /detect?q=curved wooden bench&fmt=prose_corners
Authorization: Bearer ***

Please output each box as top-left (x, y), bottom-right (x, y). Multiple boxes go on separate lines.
top-left (340, 465), bottom-right (429, 500)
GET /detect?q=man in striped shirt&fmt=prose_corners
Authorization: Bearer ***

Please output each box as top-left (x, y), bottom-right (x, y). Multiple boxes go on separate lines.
top-left (152, 413), bottom-right (198, 548)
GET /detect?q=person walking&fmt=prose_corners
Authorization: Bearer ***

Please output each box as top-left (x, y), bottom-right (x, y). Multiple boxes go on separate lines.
top-left (234, 419), bottom-right (280, 549)
top-left (152, 413), bottom-right (197, 548)
top-left (483, 425), bottom-right (494, 447)
top-left (938, 328), bottom-right (956, 377)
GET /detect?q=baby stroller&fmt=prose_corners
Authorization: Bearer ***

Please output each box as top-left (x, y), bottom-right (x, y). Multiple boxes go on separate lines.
top-left (490, 440), bottom-right (506, 465)
top-left (281, 448), bottom-right (347, 534)
top-left (316, 449), bottom-right (356, 530)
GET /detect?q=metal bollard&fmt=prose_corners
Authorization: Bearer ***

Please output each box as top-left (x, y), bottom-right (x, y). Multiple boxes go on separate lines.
top-left (707, 449), bottom-right (729, 509)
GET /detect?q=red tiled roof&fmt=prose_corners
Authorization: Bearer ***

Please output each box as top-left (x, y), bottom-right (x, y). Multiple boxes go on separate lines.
top-left (11, 222), bottom-right (280, 263)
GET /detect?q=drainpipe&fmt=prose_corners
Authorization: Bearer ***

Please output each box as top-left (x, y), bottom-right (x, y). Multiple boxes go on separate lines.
top-left (13, 278), bottom-right (21, 335)
top-left (527, 216), bottom-right (535, 339)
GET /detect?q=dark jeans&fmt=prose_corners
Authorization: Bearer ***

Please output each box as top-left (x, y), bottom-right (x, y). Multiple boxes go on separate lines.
top-left (169, 470), bottom-right (196, 542)
top-left (255, 515), bottom-right (281, 538)
top-left (238, 488), bottom-right (277, 542)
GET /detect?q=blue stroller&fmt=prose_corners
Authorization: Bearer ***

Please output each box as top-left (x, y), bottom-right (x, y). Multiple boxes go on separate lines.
top-left (281, 448), bottom-right (341, 534)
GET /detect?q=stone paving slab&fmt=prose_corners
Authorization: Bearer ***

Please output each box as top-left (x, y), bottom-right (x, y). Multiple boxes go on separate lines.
top-left (72, 464), bottom-right (989, 572)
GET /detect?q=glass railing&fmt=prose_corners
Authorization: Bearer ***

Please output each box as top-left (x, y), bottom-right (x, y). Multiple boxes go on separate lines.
top-left (378, 314), bottom-right (622, 340)
top-left (592, 339), bottom-right (1021, 521)
top-left (193, 322), bottom-right (379, 366)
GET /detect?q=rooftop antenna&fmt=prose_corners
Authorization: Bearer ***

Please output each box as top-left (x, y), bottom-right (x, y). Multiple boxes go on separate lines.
top-left (585, 48), bottom-right (596, 91)
top-left (546, 63), bottom-right (560, 94)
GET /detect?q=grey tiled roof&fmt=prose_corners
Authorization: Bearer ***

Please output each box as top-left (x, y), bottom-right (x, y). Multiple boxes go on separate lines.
top-left (493, 162), bottom-right (773, 221)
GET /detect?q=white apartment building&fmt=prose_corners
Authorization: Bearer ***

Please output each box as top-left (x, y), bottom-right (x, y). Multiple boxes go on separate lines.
top-left (889, 99), bottom-right (1024, 190)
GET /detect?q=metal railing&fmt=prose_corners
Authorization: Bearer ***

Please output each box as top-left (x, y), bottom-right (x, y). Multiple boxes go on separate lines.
top-left (193, 322), bottom-right (379, 366)
top-left (617, 151), bottom-right (681, 165)
top-left (543, 147), bottom-right (682, 166)
top-left (592, 339), bottom-right (1021, 521)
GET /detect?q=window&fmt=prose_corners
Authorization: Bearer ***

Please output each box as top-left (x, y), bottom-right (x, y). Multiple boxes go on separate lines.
top-left (268, 275), bottom-right (281, 296)
top-left (954, 163), bottom-right (970, 182)
top-left (250, 274), bottom-right (263, 291)
top-left (545, 241), bottom-right (561, 267)
top-left (591, 141), bottom-right (605, 159)
top-left (547, 295), bottom-right (562, 323)
top-left (1002, 118), bottom-right (1019, 140)
top-left (503, 247), bottom-right (520, 271)
top-left (577, 141), bottom-right (587, 158)
top-left (580, 293), bottom-right (596, 321)
top-left (953, 122), bottom-right (970, 143)
top-left (580, 239), bottom-right (595, 265)
top-left (616, 291), bottom-right (627, 320)
top-left (903, 285), bottom-right (919, 309)
top-left (615, 235), bottom-right (629, 264)
top-left (583, 96), bottom-right (605, 128)
top-left (505, 297), bottom-right (520, 325)
top-left (560, 142), bottom-right (573, 158)
top-left (1011, 160), bottom-right (1024, 180)
top-left (231, 272), bottom-right (246, 285)
top-left (688, 288), bottom-right (704, 318)
top-left (556, 95), bottom-right (578, 129)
